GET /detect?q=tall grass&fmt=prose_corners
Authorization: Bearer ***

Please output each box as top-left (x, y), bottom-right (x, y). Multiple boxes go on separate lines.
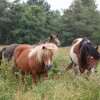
top-left (0, 47), bottom-right (100, 100)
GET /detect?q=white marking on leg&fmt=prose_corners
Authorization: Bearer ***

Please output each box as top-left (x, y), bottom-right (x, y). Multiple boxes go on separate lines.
top-left (91, 68), bottom-right (96, 73)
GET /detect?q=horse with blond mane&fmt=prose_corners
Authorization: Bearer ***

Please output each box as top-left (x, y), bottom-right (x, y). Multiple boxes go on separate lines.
top-left (14, 43), bottom-right (58, 83)
top-left (0, 35), bottom-right (60, 63)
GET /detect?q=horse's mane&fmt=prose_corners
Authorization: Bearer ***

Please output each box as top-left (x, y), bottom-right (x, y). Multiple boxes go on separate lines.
top-left (79, 41), bottom-right (100, 68)
top-left (37, 35), bottom-right (60, 46)
top-left (79, 38), bottom-right (90, 49)
top-left (38, 38), bottom-right (50, 44)
top-left (37, 35), bottom-right (54, 45)
top-left (28, 43), bottom-right (58, 63)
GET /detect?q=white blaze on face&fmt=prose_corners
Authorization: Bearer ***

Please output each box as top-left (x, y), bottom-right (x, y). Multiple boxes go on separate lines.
top-left (70, 38), bottom-right (83, 64)
top-left (47, 59), bottom-right (51, 65)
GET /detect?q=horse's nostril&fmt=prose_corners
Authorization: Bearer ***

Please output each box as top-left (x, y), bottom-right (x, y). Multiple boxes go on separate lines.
top-left (45, 64), bottom-right (52, 70)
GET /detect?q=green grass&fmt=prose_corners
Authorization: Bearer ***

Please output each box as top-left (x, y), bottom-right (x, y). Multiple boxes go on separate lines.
top-left (0, 47), bottom-right (100, 100)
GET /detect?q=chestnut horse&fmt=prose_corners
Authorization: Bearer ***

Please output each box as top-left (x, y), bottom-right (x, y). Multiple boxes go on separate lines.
top-left (0, 35), bottom-right (60, 62)
top-left (67, 38), bottom-right (100, 74)
top-left (14, 43), bottom-right (58, 83)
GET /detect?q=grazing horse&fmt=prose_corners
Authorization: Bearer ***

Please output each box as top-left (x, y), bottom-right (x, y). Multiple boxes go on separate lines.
top-left (67, 38), bottom-right (100, 74)
top-left (14, 43), bottom-right (58, 83)
top-left (0, 35), bottom-right (60, 62)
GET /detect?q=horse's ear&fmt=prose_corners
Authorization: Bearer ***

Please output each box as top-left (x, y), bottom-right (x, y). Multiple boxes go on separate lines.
top-left (50, 35), bottom-right (53, 39)
top-left (42, 46), bottom-right (46, 50)
top-left (95, 45), bottom-right (98, 50)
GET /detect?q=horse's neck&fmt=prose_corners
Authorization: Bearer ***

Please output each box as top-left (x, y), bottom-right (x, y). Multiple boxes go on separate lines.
top-left (30, 56), bottom-right (44, 70)
top-left (38, 38), bottom-right (50, 44)
top-left (73, 43), bottom-right (80, 55)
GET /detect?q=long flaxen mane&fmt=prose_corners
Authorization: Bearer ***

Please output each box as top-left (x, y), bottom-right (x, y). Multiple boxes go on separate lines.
top-left (79, 39), bottom-right (100, 68)
top-left (28, 43), bottom-right (58, 63)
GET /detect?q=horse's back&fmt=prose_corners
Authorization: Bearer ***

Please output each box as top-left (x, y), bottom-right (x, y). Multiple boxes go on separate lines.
top-left (4, 44), bottom-right (20, 59)
top-left (14, 44), bottom-right (32, 60)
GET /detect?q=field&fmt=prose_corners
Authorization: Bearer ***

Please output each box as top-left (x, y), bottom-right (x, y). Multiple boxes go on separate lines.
top-left (0, 46), bottom-right (100, 100)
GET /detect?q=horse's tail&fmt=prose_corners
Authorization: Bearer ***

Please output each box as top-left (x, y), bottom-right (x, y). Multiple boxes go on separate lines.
top-left (0, 47), bottom-right (6, 62)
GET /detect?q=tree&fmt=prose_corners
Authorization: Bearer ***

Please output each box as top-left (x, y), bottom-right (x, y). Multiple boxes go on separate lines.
top-left (61, 0), bottom-right (100, 45)
top-left (0, 0), bottom-right (11, 44)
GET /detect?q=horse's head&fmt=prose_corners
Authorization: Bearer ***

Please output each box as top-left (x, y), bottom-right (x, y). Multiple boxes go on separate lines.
top-left (80, 42), bottom-right (100, 73)
top-left (28, 43), bottom-right (58, 71)
top-left (49, 35), bottom-right (60, 47)
top-left (42, 46), bottom-right (53, 70)
top-left (42, 43), bottom-right (58, 70)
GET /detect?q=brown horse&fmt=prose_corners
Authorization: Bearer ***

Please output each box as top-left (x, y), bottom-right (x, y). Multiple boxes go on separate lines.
top-left (0, 35), bottom-right (60, 62)
top-left (14, 43), bottom-right (58, 83)
top-left (67, 38), bottom-right (100, 74)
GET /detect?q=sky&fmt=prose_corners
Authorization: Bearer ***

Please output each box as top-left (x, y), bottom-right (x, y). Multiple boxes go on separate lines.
top-left (47, 0), bottom-right (100, 11)
top-left (47, 0), bottom-right (73, 11)
top-left (8, 0), bottom-right (100, 11)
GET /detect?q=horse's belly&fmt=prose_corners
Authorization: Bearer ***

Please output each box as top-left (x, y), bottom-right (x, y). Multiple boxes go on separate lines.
top-left (16, 56), bottom-right (30, 73)
top-left (17, 61), bottom-right (30, 73)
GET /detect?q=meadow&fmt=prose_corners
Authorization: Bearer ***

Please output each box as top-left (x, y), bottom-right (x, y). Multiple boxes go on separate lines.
top-left (0, 46), bottom-right (100, 100)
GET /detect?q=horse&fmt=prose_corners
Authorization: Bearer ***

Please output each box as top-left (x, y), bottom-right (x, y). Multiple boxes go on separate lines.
top-left (0, 35), bottom-right (60, 62)
top-left (14, 43), bottom-right (58, 83)
top-left (67, 38), bottom-right (100, 74)
top-left (0, 44), bottom-right (20, 62)
top-left (37, 35), bottom-right (60, 46)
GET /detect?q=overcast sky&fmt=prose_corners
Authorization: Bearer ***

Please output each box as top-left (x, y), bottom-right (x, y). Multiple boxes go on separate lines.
top-left (47, 0), bottom-right (100, 11)
top-left (8, 0), bottom-right (100, 11)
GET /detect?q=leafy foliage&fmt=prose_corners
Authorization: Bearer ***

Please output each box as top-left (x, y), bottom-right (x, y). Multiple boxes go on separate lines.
top-left (0, 0), bottom-right (100, 45)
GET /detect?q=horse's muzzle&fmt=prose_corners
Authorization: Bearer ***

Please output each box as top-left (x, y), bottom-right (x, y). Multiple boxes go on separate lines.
top-left (45, 64), bottom-right (52, 70)
top-left (57, 43), bottom-right (60, 47)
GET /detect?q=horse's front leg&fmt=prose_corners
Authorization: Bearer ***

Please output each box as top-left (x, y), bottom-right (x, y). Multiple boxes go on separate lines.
top-left (66, 61), bottom-right (74, 71)
top-left (32, 71), bottom-right (37, 83)
top-left (40, 70), bottom-right (48, 80)
top-left (79, 66), bottom-right (86, 74)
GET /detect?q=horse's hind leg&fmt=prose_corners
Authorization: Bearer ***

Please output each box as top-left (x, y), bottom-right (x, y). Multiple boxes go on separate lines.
top-left (79, 66), bottom-right (86, 74)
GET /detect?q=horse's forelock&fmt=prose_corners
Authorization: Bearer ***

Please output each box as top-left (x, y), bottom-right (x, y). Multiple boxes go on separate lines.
top-left (41, 43), bottom-right (58, 56)
top-left (28, 45), bottom-right (43, 62)
top-left (28, 43), bottom-right (58, 63)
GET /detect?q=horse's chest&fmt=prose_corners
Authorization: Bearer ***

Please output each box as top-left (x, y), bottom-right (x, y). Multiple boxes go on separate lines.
top-left (70, 39), bottom-right (82, 64)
